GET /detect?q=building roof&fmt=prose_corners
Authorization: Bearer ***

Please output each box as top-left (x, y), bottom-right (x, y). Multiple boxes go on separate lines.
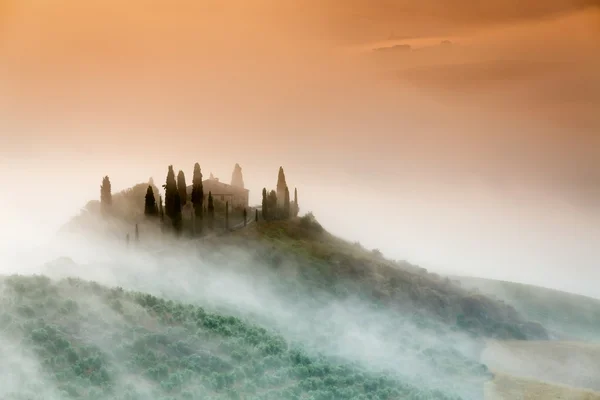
top-left (186, 178), bottom-right (249, 196)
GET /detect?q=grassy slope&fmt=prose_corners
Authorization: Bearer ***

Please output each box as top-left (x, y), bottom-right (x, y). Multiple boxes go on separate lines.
top-left (0, 275), bottom-right (467, 400)
top-left (231, 216), bottom-right (549, 342)
top-left (453, 277), bottom-right (600, 341)
top-left (485, 372), bottom-right (600, 400)
top-left (482, 340), bottom-right (600, 392)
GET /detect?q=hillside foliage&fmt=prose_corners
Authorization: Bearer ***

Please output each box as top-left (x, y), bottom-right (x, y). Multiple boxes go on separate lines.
top-left (0, 275), bottom-right (474, 400)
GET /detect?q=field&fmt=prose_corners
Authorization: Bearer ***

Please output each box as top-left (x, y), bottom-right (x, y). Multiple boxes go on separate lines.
top-left (482, 340), bottom-right (600, 392)
top-left (485, 372), bottom-right (600, 400)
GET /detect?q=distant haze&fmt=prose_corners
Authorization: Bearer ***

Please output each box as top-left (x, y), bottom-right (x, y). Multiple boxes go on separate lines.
top-left (1, 0), bottom-right (599, 298)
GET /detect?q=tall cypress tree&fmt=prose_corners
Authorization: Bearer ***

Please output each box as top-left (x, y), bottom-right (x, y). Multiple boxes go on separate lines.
top-left (191, 163), bottom-right (204, 218)
top-left (293, 187), bottom-right (299, 217)
top-left (207, 191), bottom-right (215, 230)
top-left (144, 185), bottom-right (159, 217)
top-left (177, 170), bottom-right (188, 206)
top-left (284, 186), bottom-right (291, 219)
top-left (225, 201), bottom-right (229, 230)
top-left (100, 176), bottom-right (112, 215)
top-left (163, 166), bottom-right (178, 220)
top-left (268, 190), bottom-right (278, 219)
top-left (276, 167), bottom-right (287, 209)
top-left (172, 190), bottom-right (183, 234)
top-left (261, 188), bottom-right (268, 220)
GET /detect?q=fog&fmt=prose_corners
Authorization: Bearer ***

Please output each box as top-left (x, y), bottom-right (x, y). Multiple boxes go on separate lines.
top-left (2, 0), bottom-right (599, 297)
top-left (2, 218), bottom-right (495, 399)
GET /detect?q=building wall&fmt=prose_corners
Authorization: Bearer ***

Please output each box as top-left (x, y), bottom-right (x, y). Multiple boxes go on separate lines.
top-left (187, 179), bottom-right (249, 209)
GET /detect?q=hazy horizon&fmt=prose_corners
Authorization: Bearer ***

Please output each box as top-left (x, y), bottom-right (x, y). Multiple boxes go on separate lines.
top-left (1, 0), bottom-right (599, 299)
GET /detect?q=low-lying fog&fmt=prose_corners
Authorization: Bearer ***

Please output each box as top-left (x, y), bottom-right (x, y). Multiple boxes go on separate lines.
top-left (2, 222), bottom-right (492, 399)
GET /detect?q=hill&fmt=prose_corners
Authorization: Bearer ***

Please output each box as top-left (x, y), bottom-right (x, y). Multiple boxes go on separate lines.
top-left (59, 197), bottom-right (549, 343)
top-left (1, 274), bottom-right (479, 400)
top-left (453, 277), bottom-right (600, 341)
top-left (42, 196), bottom-right (573, 399)
top-left (233, 216), bottom-right (549, 342)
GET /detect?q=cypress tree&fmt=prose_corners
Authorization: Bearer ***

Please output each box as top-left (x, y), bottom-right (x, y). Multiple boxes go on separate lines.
top-left (268, 190), bottom-right (278, 219)
top-left (177, 170), bottom-right (188, 206)
top-left (172, 190), bottom-right (183, 234)
top-left (135, 224), bottom-right (139, 242)
top-left (225, 201), bottom-right (229, 230)
top-left (191, 163), bottom-right (204, 218)
top-left (294, 187), bottom-right (299, 217)
top-left (261, 188), bottom-right (268, 220)
top-left (163, 166), bottom-right (178, 220)
top-left (284, 186), bottom-right (290, 219)
top-left (231, 163), bottom-right (245, 188)
top-left (144, 186), bottom-right (159, 217)
top-left (243, 208), bottom-right (247, 227)
top-left (100, 176), bottom-right (112, 215)
top-left (276, 166), bottom-right (287, 208)
top-left (255, 209), bottom-right (259, 222)
top-left (207, 191), bottom-right (215, 230)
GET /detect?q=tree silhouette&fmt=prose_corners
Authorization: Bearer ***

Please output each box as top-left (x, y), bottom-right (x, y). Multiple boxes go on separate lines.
top-left (144, 186), bottom-right (159, 217)
top-left (207, 191), bottom-right (215, 230)
top-left (100, 176), bottom-right (112, 215)
top-left (191, 163), bottom-right (204, 218)
top-left (284, 186), bottom-right (290, 219)
top-left (255, 209), bottom-right (259, 222)
top-left (231, 163), bottom-right (245, 188)
top-left (294, 187), bottom-right (299, 217)
top-left (163, 166), bottom-right (178, 220)
top-left (177, 170), bottom-right (187, 206)
top-left (243, 208), bottom-right (247, 227)
top-left (261, 188), bottom-right (268, 220)
top-left (172, 190), bottom-right (183, 234)
top-left (276, 166), bottom-right (287, 208)
top-left (268, 190), bottom-right (278, 219)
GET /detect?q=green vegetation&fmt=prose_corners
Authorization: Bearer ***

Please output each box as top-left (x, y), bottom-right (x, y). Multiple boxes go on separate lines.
top-left (144, 186), bottom-right (159, 217)
top-left (0, 275), bottom-right (473, 400)
top-left (191, 163), bottom-right (204, 219)
top-left (455, 277), bottom-right (600, 341)
top-left (100, 176), bottom-right (112, 215)
top-left (236, 218), bottom-right (548, 342)
top-left (177, 170), bottom-right (188, 207)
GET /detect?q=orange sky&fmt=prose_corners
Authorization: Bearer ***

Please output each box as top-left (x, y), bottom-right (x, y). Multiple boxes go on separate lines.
top-left (1, 0), bottom-right (599, 296)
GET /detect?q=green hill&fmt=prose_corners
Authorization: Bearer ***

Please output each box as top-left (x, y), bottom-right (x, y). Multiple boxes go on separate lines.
top-left (1, 274), bottom-right (481, 400)
top-left (41, 200), bottom-right (570, 400)
top-left (453, 277), bottom-right (600, 341)
top-left (232, 216), bottom-right (549, 342)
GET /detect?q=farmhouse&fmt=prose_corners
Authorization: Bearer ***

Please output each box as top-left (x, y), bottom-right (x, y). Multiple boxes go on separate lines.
top-left (187, 175), bottom-right (249, 209)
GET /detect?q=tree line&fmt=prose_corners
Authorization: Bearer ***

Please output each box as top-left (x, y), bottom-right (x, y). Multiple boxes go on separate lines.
top-left (100, 164), bottom-right (300, 239)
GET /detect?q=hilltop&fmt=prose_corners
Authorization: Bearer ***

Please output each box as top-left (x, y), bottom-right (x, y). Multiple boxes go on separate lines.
top-left (60, 195), bottom-right (549, 343)
top-left (30, 181), bottom-right (574, 400)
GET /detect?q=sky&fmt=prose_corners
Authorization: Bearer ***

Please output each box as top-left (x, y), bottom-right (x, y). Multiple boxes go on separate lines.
top-left (1, 0), bottom-right (599, 297)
